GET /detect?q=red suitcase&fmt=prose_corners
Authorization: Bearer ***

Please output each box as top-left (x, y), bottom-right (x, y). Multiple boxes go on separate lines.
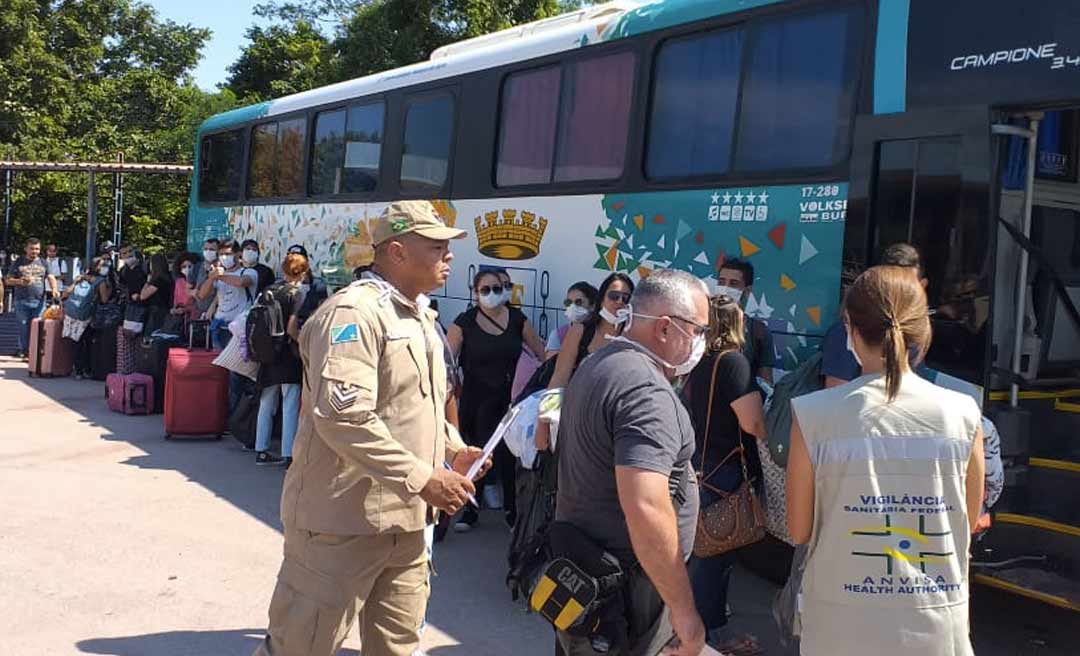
top-left (163, 348), bottom-right (228, 439)
top-left (28, 318), bottom-right (73, 377)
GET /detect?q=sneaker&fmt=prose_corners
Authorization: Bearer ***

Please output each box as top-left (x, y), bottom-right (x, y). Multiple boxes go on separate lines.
top-left (255, 451), bottom-right (285, 466)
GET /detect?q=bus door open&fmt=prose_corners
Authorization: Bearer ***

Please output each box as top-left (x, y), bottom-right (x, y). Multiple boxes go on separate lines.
top-left (847, 106), bottom-right (994, 390)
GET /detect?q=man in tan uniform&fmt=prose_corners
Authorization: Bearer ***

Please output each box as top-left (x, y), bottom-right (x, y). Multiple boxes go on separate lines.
top-left (254, 200), bottom-right (488, 656)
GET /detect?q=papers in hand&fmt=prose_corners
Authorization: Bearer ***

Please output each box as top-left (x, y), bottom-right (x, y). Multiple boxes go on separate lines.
top-left (466, 403), bottom-right (524, 481)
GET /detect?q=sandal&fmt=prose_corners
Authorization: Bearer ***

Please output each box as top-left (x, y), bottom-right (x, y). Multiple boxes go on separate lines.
top-left (713, 634), bottom-right (764, 656)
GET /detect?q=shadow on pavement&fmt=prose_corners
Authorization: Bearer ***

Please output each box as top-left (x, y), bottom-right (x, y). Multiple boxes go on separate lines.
top-left (75, 629), bottom-right (360, 656)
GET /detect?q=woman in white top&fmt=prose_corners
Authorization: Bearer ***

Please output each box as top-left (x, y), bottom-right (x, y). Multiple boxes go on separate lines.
top-left (786, 265), bottom-right (985, 656)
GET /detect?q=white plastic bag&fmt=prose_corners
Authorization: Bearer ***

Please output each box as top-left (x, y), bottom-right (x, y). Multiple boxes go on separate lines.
top-left (504, 392), bottom-right (542, 469)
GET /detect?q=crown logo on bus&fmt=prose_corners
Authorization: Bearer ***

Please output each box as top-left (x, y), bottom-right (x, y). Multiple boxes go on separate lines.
top-left (474, 209), bottom-right (549, 260)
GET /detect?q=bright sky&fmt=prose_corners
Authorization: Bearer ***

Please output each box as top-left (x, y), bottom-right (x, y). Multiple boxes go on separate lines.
top-left (145, 0), bottom-right (266, 90)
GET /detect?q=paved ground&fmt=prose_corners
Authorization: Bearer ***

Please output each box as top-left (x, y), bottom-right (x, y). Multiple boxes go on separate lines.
top-left (1, 355), bottom-right (1075, 655)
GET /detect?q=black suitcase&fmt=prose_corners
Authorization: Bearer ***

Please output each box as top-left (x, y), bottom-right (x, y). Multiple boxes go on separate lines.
top-left (134, 336), bottom-right (176, 414)
top-left (89, 323), bottom-right (118, 381)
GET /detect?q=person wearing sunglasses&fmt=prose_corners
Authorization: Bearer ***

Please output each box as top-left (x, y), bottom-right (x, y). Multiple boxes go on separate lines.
top-left (447, 269), bottom-right (546, 531)
top-left (534, 273), bottom-right (635, 451)
top-left (544, 281), bottom-right (600, 359)
top-left (685, 293), bottom-right (767, 655)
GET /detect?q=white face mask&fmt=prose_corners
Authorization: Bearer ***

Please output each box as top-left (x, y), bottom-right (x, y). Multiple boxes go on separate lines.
top-left (242, 249), bottom-right (259, 265)
top-left (203, 249), bottom-right (218, 263)
top-left (846, 328), bottom-right (864, 368)
top-left (478, 292), bottom-right (501, 309)
top-left (608, 306), bottom-right (707, 377)
top-left (219, 255), bottom-right (236, 269)
top-left (565, 304), bottom-right (591, 324)
top-left (501, 289), bottom-right (513, 305)
top-left (99, 266), bottom-right (110, 276)
top-left (180, 265), bottom-right (193, 278)
top-left (124, 256), bottom-right (138, 268)
top-left (712, 285), bottom-right (744, 304)
top-left (599, 306), bottom-right (630, 326)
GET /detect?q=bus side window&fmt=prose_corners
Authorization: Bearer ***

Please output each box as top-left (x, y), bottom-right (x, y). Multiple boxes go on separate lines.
top-left (249, 117), bottom-right (308, 199)
top-left (400, 94), bottom-right (454, 194)
top-left (198, 129), bottom-right (244, 204)
top-left (735, 5), bottom-right (865, 171)
top-left (646, 27), bottom-right (745, 180)
top-left (311, 101), bottom-right (385, 196)
top-left (496, 51), bottom-right (636, 188)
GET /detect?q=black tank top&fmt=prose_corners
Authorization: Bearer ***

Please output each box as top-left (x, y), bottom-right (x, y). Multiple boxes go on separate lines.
top-left (454, 305), bottom-right (526, 394)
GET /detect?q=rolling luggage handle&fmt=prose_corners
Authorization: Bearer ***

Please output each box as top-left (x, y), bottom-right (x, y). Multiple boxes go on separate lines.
top-left (188, 318), bottom-right (212, 351)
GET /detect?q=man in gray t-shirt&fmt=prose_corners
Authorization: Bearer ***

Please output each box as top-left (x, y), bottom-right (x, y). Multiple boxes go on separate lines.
top-left (555, 269), bottom-right (708, 656)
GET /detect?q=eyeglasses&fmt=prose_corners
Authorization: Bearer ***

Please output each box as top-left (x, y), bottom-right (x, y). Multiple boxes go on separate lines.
top-left (478, 285), bottom-right (504, 296)
top-left (606, 291), bottom-right (631, 304)
top-left (563, 298), bottom-right (589, 308)
top-left (670, 315), bottom-right (709, 337)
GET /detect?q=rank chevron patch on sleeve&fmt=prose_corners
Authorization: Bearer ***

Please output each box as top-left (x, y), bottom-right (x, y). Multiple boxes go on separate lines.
top-left (329, 381), bottom-right (360, 413)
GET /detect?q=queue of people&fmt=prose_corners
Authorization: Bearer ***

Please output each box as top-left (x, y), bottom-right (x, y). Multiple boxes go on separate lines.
top-left (237, 199), bottom-right (993, 656)
top-left (6, 233), bottom-right (331, 470)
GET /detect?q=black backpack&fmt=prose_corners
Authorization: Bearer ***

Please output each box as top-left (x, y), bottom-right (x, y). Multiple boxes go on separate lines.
top-left (246, 287), bottom-right (286, 364)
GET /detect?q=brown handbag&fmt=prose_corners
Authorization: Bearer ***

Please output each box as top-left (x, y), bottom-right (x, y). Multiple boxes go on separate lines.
top-left (692, 352), bottom-right (767, 558)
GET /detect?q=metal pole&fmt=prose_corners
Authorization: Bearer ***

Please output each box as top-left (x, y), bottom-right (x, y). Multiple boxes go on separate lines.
top-left (86, 171), bottom-right (97, 264)
top-left (113, 152), bottom-right (124, 246)
top-left (1009, 115), bottom-right (1041, 408)
top-left (3, 169), bottom-right (11, 251)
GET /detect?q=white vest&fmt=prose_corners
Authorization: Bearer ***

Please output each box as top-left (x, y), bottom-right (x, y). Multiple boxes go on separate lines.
top-left (791, 373), bottom-right (980, 656)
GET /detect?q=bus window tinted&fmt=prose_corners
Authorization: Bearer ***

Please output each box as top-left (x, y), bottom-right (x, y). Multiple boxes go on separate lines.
top-left (248, 117), bottom-right (308, 199)
top-left (647, 28), bottom-right (744, 180)
top-left (735, 6), bottom-right (864, 171)
top-left (310, 109), bottom-right (346, 196)
top-left (400, 94), bottom-right (454, 194)
top-left (497, 66), bottom-right (561, 187)
top-left (311, 102), bottom-right (384, 195)
top-left (555, 51), bottom-right (635, 182)
top-left (199, 129), bottom-right (243, 203)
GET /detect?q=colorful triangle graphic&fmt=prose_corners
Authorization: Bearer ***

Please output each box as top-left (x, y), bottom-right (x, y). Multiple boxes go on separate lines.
top-left (739, 236), bottom-right (761, 257)
top-left (806, 306), bottom-right (822, 326)
top-left (633, 214), bottom-right (644, 231)
top-left (799, 235), bottom-right (819, 265)
top-left (768, 223), bottom-right (787, 250)
top-left (780, 274), bottom-right (797, 291)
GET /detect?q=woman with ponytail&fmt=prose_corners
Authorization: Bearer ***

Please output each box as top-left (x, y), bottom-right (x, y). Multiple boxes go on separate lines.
top-left (785, 265), bottom-right (985, 656)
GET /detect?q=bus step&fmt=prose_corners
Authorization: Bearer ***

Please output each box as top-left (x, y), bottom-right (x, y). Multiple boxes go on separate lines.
top-left (973, 569), bottom-right (1080, 612)
top-left (1027, 459), bottom-right (1080, 526)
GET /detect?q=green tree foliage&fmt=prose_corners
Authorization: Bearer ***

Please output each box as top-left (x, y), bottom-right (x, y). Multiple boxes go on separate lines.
top-left (225, 21), bottom-right (336, 102)
top-left (0, 0), bottom-right (237, 256)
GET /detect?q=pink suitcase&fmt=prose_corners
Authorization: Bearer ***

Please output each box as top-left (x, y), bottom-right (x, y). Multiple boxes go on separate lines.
top-left (106, 372), bottom-right (155, 415)
top-left (28, 318), bottom-right (73, 377)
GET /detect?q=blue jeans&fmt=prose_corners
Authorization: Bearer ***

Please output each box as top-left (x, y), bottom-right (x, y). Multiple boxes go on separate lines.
top-left (688, 462), bottom-right (745, 632)
top-left (14, 299), bottom-right (44, 354)
top-left (255, 383), bottom-right (300, 456)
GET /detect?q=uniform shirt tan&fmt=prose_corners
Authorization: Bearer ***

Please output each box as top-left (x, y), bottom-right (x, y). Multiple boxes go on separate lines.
top-left (281, 278), bottom-right (466, 536)
top-left (791, 373), bottom-right (980, 656)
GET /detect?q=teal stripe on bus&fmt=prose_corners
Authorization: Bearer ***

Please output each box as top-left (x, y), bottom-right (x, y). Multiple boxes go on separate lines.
top-left (602, 0), bottom-right (787, 41)
top-left (873, 0), bottom-right (910, 115)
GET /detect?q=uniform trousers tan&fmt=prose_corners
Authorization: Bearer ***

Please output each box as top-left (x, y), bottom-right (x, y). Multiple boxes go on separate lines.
top-left (253, 527), bottom-right (429, 656)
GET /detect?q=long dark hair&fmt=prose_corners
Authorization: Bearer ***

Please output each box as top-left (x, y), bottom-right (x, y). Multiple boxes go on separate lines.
top-left (567, 281), bottom-right (599, 308)
top-left (172, 252), bottom-right (198, 279)
top-left (149, 253), bottom-right (171, 280)
top-left (586, 272), bottom-right (635, 329)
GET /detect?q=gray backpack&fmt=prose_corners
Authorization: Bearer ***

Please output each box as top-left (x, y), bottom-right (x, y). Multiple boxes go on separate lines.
top-left (763, 352), bottom-right (823, 467)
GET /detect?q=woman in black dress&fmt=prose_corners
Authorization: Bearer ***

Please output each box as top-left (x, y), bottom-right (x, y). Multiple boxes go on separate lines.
top-left (686, 294), bottom-right (767, 654)
top-left (447, 269), bottom-right (546, 530)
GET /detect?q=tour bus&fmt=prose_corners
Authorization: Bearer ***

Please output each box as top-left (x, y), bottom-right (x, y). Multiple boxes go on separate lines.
top-left (189, 0), bottom-right (1078, 623)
